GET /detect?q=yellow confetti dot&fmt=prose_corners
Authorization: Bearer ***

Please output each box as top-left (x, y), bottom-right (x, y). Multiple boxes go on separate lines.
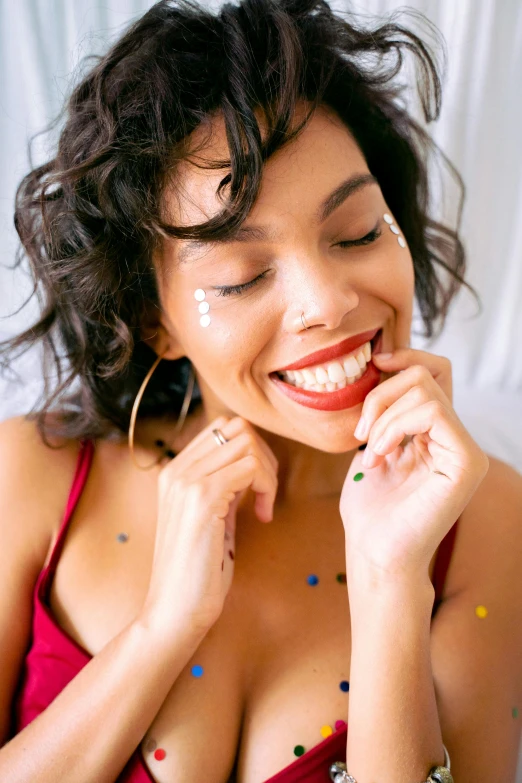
top-left (320, 725), bottom-right (333, 738)
top-left (475, 605), bottom-right (488, 618)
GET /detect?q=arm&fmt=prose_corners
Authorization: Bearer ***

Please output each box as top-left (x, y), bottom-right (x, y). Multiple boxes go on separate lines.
top-left (345, 456), bottom-right (522, 782)
top-left (0, 416), bottom-right (206, 783)
top-left (1, 618), bottom-right (204, 783)
top-left (346, 568), bottom-right (443, 782)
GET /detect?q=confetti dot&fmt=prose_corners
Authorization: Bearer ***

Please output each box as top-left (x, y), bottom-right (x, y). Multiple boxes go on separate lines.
top-left (336, 573), bottom-right (347, 584)
top-left (335, 720), bottom-right (347, 731)
top-left (221, 559), bottom-right (224, 570)
top-left (339, 680), bottom-right (350, 692)
top-left (145, 738), bottom-right (157, 752)
top-left (357, 443), bottom-right (367, 451)
top-left (353, 472), bottom-right (364, 481)
top-left (229, 549), bottom-right (234, 560)
top-left (383, 213), bottom-right (393, 224)
top-left (293, 745), bottom-right (305, 757)
top-left (191, 665), bottom-right (204, 677)
top-left (116, 533), bottom-right (128, 543)
top-left (200, 314), bottom-right (211, 327)
top-left (320, 725), bottom-right (333, 738)
top-left (154, 439), bottom-right (165, 448)
top-left (194, 289), bottom-right (206, 301)
top-left (165, 449), bottom-right (176, 460)
top-left (154, 748), bottom-right (166, 761)
top-left (307, 574), bottom-right (319, 586)
top-left (475, 605), bottom-right (488, 618)
top-left (512, 707), bottom-right (519, 719)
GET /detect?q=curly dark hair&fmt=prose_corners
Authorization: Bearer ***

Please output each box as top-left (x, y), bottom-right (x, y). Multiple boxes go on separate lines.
top-left (0, 0), bottom-right (479, 445)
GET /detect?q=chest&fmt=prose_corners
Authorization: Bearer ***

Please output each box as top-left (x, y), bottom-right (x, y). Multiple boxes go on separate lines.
top-left (46, 470), bottom-right (356, 782)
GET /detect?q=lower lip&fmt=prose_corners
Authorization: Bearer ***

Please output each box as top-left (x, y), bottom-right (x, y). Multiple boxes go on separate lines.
top-left (270, 332), bottom-right (383, 412)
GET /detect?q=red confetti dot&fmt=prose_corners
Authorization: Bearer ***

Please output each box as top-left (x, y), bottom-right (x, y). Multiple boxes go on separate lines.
top-left (335, 720), bottom-right (347, 731)
top-left (221, 559), bottom-right (224, 570)
top-left (154, 748), bottom-right (166, 761)
top-left (228, 549), bottom-right (234, 560)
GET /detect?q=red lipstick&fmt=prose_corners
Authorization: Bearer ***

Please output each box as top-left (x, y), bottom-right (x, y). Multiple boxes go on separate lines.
top-left (270, 329), bottom-right (383, 412)
top-left (276, 328), bottom-right (380, 372)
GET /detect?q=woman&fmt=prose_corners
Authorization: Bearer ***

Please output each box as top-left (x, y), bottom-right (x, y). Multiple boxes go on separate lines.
top-left (0, 0), bottom-right (520, 781)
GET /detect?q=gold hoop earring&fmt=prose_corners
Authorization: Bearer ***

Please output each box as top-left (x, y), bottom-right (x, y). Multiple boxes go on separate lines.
top-left (128, 349), bottom-right (195, 471)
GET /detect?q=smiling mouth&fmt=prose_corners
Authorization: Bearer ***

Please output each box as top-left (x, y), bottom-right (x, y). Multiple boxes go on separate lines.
top-left (272, 330), bottom-right (382, 394)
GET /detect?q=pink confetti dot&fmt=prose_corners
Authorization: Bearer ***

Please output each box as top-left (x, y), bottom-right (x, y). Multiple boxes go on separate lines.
top-left (335, 720), bottom-right (347, 731)
top-left (154, 748), bottom-right (166, 761)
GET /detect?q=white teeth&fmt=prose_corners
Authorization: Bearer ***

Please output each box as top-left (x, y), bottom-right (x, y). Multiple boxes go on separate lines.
top-left (343, 354), bottom-right (360, 377)
top-left (327, 361), bottom-right (346, 383)
top-left (278, 338), bottom-right (377, 392)
top-left (315, 366), bottom-right (329, 384)
top-left (355, 349), bottom-right (366, 369)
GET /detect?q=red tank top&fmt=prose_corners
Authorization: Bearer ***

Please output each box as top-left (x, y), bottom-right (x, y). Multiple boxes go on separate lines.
top-left (10, 439), bottom-right (459, 782)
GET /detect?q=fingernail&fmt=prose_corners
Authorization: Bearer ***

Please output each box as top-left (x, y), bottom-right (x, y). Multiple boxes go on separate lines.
top-left (354, 417), bottom-right (368, 440)
top-left (373, 352), bottom-right (393, 359)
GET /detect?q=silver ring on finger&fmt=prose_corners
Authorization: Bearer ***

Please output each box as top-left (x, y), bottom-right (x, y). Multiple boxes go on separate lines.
top-left (212, 428), bottom-right (229, 446)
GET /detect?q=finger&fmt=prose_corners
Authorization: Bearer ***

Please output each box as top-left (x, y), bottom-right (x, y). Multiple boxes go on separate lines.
top-left (362, 399), bottom-right (472, 479)
top-left (190, 430), bottom-right (278, 502)
top-left (207, 454), bottom-right (276, 523)
top-left (355, 363), bottom-right (452, 442)
top-left (219, 418), bottom-right (279, 475)
top-left (372, 349), bottom-right (453, 403)
top-left (365, 383), bottom-right (450, 454)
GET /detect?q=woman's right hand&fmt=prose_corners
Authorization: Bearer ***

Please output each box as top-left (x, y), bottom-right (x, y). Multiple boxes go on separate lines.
top-left (138, 416), bottom-right (278, 644)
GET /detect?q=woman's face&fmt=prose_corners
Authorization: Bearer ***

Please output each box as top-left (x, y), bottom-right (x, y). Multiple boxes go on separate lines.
top-left (154, 103), bottom-right (414, 453)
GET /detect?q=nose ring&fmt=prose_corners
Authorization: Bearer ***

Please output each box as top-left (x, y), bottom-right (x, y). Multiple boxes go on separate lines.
top-left (301, 311), bottom-right (310, 330)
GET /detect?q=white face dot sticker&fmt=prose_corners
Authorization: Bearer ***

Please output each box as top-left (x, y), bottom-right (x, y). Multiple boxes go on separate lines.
top-left (198, 301), bottom-right (210, 314)
top-left (389, 224), bottom-right (400, 235)
top-left (194, 289), bottom-right (206, 302)
top-left (194, 289), bottom-right (211, 326)
top-left (383, 213), bottom-right (393, 224)
top-left (200, 314), bottom-right (211, 328)
top-left (398, 235), bottom-right (406, 248)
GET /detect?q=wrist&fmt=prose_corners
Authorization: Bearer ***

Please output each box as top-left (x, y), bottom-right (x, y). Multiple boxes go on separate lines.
top-left (346, 557), bottom-right (434, 605)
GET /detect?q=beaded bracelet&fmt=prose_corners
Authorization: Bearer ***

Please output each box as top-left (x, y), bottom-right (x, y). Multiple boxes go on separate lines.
top-left (329, 743), bottom-right (453, 783)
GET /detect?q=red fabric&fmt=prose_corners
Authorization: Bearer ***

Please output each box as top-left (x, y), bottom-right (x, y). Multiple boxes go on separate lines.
top-left (10, 439), bottom-right (460, 782)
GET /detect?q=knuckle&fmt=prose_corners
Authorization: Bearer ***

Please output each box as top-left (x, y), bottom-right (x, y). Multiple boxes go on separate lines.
top-left (411, 384), bottom-right (429, 402)
top-left (427, 399), bottom-right (445, 415)
top-left (411, 364), bottom-right (430, 382)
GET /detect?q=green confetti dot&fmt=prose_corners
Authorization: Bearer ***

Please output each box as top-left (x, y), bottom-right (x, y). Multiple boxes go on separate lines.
top-left (513, 707), bottom-right (519, 719)
top-left (293, 745), bottom-right (305, 757)
top-left (353, 472), bottom-right (364, 482)
top-left (336, 572), bottom-right (347, 584)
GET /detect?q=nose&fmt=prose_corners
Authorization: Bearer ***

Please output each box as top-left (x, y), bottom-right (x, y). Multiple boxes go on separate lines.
top-left (282, 257), bottom-right (360, 334)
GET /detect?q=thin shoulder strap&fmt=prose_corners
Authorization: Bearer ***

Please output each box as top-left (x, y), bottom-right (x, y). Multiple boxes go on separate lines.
top-left (432, 518), bottom-right (459, 610)
top-left (44, 439), bottom-right (95, 581)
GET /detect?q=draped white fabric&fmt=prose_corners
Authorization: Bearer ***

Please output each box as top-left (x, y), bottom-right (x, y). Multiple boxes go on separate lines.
top-left (0, 0), bottom-right (521, 776)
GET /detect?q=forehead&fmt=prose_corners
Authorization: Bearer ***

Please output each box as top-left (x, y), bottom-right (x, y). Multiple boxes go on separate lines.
top-left (163, 103), bottom-right (369, 232)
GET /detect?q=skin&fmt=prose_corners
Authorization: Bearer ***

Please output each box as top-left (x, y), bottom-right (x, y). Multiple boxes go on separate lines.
top-left (145, 101), bottom-right (414, 491)
top-left (2, 100), bottom-right (520, 783)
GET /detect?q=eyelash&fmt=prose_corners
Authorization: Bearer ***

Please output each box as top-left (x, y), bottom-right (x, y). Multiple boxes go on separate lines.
top-left (214, 227), bottom-right (382, 297)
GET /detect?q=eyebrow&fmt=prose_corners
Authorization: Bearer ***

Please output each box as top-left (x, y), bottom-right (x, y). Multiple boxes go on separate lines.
top-left (177, 172), bottom-right (379, 264)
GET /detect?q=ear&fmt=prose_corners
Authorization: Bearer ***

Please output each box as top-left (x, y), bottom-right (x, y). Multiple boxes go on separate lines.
top-left (140, 301), bottom-right (185, 361)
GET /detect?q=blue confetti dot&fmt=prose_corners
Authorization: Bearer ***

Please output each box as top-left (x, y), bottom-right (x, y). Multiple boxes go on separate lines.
top-left (339, 680), bottom-right (350, 692)
top-left (191, 665), bottom-right (204, 677)
top-left (307, 574), bottom-right (319, 586)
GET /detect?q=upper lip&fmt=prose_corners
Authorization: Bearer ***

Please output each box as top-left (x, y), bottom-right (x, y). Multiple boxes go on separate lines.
top-left (275, 328), bottom-right (381, 372)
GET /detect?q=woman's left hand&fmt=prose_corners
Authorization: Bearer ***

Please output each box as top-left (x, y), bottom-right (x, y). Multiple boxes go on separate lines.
top-left (340, 349), bottom-right (489, 582)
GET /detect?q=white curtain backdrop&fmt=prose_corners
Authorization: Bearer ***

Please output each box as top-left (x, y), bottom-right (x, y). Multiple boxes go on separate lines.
top-left (0, 0), bottom-right (521, 776)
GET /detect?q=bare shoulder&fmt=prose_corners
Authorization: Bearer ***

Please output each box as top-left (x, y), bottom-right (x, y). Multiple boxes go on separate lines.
top-left (0, 414), bottom-right (84, 569)
top-left (444, 452), bottom-right (522, 598)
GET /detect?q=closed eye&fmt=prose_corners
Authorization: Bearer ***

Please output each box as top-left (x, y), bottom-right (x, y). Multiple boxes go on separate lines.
top-left (337, 227), bottom-right (382, 248)
top-left (213, 270), bottom-right (269, 298)
top-left (213, 226), bottom-right (381, 297)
